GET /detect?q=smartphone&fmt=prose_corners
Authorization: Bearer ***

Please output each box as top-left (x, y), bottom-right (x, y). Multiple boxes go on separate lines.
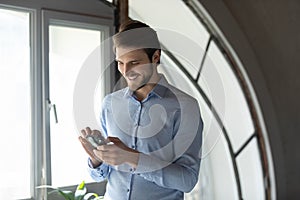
top-left (86, 135), bottom-right (107, 148)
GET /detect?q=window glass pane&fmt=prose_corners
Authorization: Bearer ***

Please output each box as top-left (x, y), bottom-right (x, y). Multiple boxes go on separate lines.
top-left (0, 8), bottom-right (31, 199)
top-left (236, 138), bottom-right (265, 200)
top-left (159, 53), bottom-right (201, 96)
top-left (203, 119), bottom-right (239, 199)
top-left (160, 52), bottom-right (219, 160)
top-left (162, 49), bottom-right (251, 200)
top-left (185, 96), bottom-right (217, 199)
top-left (161, 52), bottom-right (238, 199)
top-left (49, 25), bottom-right (101, 187)
top-left (129, 0), bottom-right (210, 79)
top-left (185, 96), bottom-right (239, 200)
top-left (198, 41), bottom-right (254, 152)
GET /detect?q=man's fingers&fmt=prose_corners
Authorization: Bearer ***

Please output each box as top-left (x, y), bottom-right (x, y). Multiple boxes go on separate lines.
top-left (79, 136), bottom-right (96, 153)
top-left (81, 129), bottom-right (87, 137)
top-left (93, 149), bottom-right (118, 164)
top-left (78, 136), bottom-right (86, 143)
top-left (107, 136), bottom-right (119, 142)
top-left (106, 137), bottom-right (134, 151)
top-left (93, 149), bottom-right (107, 161)
top-left (86, 127), bottom-right (92, 135)
top-left (81, 127), bottom-right (94, 137)
top-left (107, 137), bottom-right (122, 145)
top-left (79, 136), bottom-right (89, 145)
top-left (92, 129), bottom-right (100, 135)
top-left (96, 144), bottom-right (114, 151)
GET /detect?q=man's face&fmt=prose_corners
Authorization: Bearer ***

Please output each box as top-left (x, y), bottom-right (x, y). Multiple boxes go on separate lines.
top-left (116, 48), bottom-right (155, 91)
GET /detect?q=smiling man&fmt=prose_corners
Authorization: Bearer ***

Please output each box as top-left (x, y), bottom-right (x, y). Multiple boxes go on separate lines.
top-left (116, 48), bottom-right (160, 101)
top-left (79, 20), bottom-right (203, 200)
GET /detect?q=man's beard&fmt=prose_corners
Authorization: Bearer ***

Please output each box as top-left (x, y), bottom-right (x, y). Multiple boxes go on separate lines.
top-left (127, 67), bottom-right (153, 92)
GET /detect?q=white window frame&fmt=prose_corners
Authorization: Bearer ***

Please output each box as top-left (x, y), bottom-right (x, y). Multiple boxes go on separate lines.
top-left (0, 1), bottom-right (115, 199)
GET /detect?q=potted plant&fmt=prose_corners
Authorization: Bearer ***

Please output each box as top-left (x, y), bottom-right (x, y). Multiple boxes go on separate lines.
top-left (37, 181), bottom-right (104, 200)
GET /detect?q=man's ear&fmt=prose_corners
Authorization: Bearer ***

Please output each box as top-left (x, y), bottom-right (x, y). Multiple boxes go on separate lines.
top-left (152, 50), bottom-right (161, 64)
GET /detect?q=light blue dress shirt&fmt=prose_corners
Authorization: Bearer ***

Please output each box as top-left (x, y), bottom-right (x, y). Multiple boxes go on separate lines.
top-left (88, 75), bottom-right (203, 200)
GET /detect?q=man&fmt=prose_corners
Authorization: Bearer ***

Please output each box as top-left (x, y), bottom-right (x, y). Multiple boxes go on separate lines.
top-left (79, 20), bottom-right (203, 200)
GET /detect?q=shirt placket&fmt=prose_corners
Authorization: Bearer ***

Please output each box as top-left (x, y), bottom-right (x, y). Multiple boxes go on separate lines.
top-left (127, 100), bottom-right (143, 199)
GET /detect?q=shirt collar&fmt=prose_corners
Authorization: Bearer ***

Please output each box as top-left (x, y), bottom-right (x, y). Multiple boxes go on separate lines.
top-left (123, 74), bottom-right (169, 99)
top-left (151, 74), bottom-right (169, 99)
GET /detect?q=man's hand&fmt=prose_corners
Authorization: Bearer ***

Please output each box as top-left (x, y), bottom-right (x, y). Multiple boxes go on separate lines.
top-left (93, 137), bottom-right (139, 168)
top-left (78, 127), bottom-right (105, 168)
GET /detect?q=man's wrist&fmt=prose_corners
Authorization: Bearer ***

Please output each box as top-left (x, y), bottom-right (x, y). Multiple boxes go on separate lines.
top-left (127, 151), bottom-right (139, 169)
top-left (90, 157), bottom-right (102, 168)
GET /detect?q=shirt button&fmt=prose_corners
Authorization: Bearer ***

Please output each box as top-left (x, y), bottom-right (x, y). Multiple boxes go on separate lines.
top-left (127, 189), bottom-right (130, 192)
top-left (131, 145), bottom-right (135, 149)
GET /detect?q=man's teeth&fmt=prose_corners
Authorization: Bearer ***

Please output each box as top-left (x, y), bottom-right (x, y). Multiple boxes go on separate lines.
top-left (127, 74), bottom-right (138, 80)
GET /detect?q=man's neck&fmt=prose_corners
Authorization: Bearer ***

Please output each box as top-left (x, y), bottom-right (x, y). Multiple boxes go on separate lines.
top-left (134, 74), bottom-right (160, 101)
top-left (134, 84), bottom-right (156, 101)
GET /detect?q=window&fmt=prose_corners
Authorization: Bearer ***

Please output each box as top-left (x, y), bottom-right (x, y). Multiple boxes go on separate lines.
top-left (0, 1), bottom-right (115, 199)
top-left (42, 9), bottom-right (113, 189)
top-left (0, 8), bottom-right (31, 199)
top-left (199, 41), bottom-right (254, 152)
top-left (49, 24), bottom-right (101, 186)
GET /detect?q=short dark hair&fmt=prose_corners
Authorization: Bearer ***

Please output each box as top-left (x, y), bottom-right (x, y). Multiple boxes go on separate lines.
top-left (113, 20), bottom-right (161, 63)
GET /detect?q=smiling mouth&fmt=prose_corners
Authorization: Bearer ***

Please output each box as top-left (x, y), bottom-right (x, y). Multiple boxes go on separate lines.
top-left (126, 72), bottom-right (139, 81)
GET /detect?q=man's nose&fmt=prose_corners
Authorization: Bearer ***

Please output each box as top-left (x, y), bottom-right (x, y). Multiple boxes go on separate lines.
top-left (122, 63), bottom-right (132, 74)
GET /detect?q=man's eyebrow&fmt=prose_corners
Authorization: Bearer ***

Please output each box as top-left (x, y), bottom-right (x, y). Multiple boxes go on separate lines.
top-left (130, 59), bottom-right (142, 62)
top-left (115, 59), bottom-right (142, 63)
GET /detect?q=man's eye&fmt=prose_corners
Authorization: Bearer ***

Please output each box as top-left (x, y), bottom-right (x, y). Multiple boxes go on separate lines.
top-left (131, 61), bottom-right (139, 65)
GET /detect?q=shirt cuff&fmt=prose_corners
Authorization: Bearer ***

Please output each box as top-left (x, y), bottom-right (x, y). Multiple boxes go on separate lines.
top-left (87, 158), bottom-right (110, 180)
top-left (87, 158), bottom-right (102, 169)
top-left (135, 153), bottom-right (169, 173)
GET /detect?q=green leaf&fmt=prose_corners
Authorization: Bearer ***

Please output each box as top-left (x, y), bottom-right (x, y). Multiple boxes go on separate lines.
top-left (77, 181), bottom-right (85, 190)
top-left (93, 196), bottom-right (104, 200)
top-left (37, 181), bottom-right (101, 200)
top-left (57, 190), bottom-right (74, 200)
top-left (46, 189), bottom-right (74, 200)
top-left (83, 193), bottom-right (99, 200)
top-left (75, 181), bottom-right (87, 200)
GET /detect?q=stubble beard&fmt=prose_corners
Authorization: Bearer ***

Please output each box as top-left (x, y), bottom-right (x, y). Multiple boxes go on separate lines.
top-left (127, 67), bottom-right (153, 92)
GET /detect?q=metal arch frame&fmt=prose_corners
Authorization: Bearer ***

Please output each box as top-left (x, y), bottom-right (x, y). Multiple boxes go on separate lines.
top-left (124, 2), bottom-right (249, 198)
top-left (159, 0), bottom-right (271, 199)
top-left (125, 0), bottom-right (271, 197)
top-left (161, 40), bottom-right (244, 200)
